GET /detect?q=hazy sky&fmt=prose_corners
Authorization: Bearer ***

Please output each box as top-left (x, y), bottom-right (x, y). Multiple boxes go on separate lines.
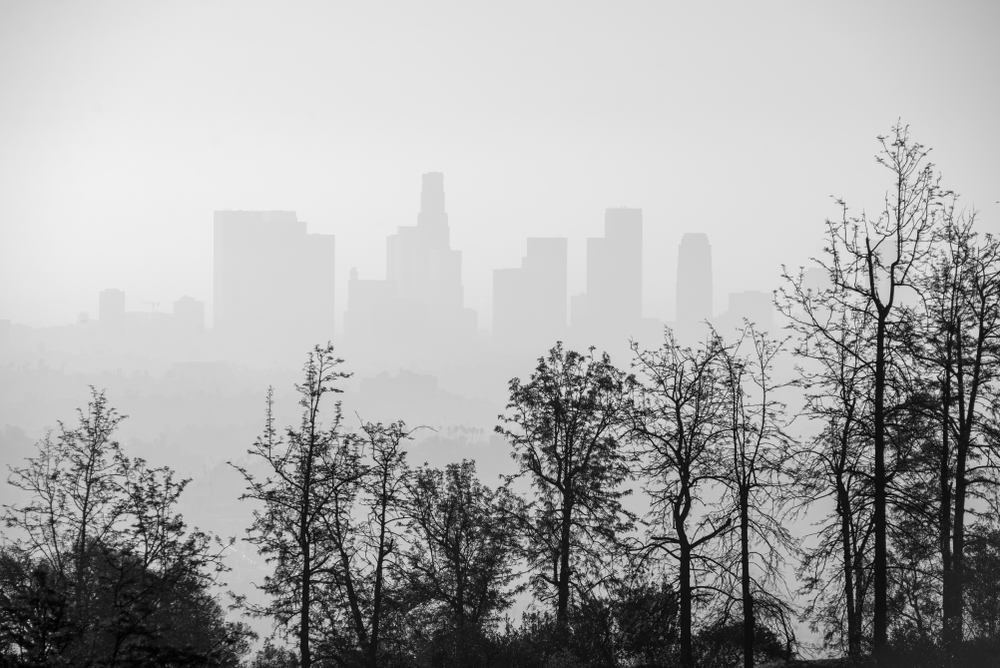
top-left (2, 0), bottom-right (998, 329)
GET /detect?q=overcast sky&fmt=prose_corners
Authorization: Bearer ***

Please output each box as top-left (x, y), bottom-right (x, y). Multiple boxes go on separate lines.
top-left (2, 0), bottom-right (998, 330)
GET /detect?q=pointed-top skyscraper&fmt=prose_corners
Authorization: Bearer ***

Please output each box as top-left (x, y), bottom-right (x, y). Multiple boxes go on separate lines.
top-left (345, 173), bottom-right (477, 368)
top-left (387, 172), bottom-right (463, 312)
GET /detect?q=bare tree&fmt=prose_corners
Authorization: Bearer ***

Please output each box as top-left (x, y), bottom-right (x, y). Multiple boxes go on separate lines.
top-left (496, 342), bottom-right (635, 637)
top-left (781, 123), bottom-right (947, 658)
top-left (716, 324), bottom-right (796, 668)
top-left (918, 209), bottom-right (1000, 648)
top-left (5, 387), bottom-right (126, 623)
top-left (230, 344), bottom-right (357, 668)
top-left (629, 329), bottom-right (731, 668)
top-left (307, 418), bottom-right (413, 668)
top-left (778, 272), bottom-right (876, 657)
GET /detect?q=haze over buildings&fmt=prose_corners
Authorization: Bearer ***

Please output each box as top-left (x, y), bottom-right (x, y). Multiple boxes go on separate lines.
top-left (213, 210), bottom-right (336, 363)
top-left (569, 207), bottom-right (644, 349)
top-left (493, 237), bottom-right (568, 354)
top-left (1, 164), bottom-right (760, 379)
top-left (344, 173), bottom-right (477, 370)
top-left (676, 232), bottom-right (714, 339)
top-left (1, 170), bottom-right (745, 373)
top-left (0, 6), bottom-right (996, 662)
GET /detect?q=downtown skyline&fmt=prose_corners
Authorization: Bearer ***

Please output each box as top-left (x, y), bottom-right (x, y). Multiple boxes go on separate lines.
top-left (2, 2), bottom-right (998, 332)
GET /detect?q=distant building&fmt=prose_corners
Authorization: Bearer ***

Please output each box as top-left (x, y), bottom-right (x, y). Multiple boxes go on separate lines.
top-left (493, 237), bottom-right (567, 351)
top-left (719, 290), bottom-right (774, 332)
top-left (676, 233), bottom-right (713, 326)
top-left (99, 288), bottom-right (126, 328)
top-left (213, 210), bottom-right (335, 359)
top-left (386, 173), bottom-right (466, 317)
top-left (571, 208), bottom-right (643, 348)
top-left (344, 173), bottom-right (477, 367)
top-left (173, 296), bottom-right (205, 335)
top-left (343, 267), bottom-right (400, 355)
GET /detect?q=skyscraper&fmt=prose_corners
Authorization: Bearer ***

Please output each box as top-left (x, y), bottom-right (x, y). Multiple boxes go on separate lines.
top-left (213, 210), bottom-right (335, 359)
top-left (571, 207), bottom-right (643, 348)
top-left (493, 237), bottom-right (568, 351)
top-left (676, 232), bottom-right (713, 326)
top-left (344, 173), bottom-right (476, 367)
top-left (718, 290), bottom-right (773, 332)
top-left (386, 172), bottom-right (465, 313)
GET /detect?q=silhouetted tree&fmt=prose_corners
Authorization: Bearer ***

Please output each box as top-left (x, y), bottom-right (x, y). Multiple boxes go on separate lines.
top-left (230, 344), bottom-right (358, 668)
top-left (402, 459), bottom-right (520, 666)
top-left (2, 388), bottom-right (244, 667)
top-left (4, 388), bottom-right (126, 629)
top-left (496, 342), bottom-right (635, 639)
top-left (693, 619), bottom-right (791, 668)
top-left (917, 210), bottom-right (1000, 649)
top-left (780, 123), bottom-right (947, 659)
top-left (964, 521), bottom-right (1000, 641)
top-left (778, 272), bottom-right (875, 657)
top-left (247, 638), bottom-right (298, 668)
top-left (716, 324), bottom-right (796, 668)
top-left (568, 573), bottom-right (681, 668)
top-left (629, 330), bottom-right (731, 668)
top-left (0, 546), bottom-right (73, 666)
top-left (342, 419), bottom-right (412, 668)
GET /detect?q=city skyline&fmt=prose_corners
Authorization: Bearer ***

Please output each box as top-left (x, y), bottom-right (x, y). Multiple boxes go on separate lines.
top-left (3, 2), bottom-right (998, 332)
top-left (3, 170), bottom-right (769, 342)
top-left (2, 4), bottom-right (999, 664)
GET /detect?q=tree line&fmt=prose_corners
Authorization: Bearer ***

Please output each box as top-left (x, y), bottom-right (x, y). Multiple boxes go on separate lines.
top-left (2, 124), bottom-right (1000, 668)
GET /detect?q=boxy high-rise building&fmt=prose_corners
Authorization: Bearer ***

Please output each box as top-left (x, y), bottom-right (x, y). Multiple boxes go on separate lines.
top-left (493, 237), bottom-right (568, 351)
top-left (213, 211), bottom-right (335, 360)
top-left (570, 207), bottom-right (643, 349)
top-left (676, 232), bottom-right (713, 326)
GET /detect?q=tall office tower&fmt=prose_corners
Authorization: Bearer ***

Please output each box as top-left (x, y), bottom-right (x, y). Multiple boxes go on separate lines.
top-left (570, 208), bottom-right (643, 348)
top-left (387, 172), bottom-right (464, 312)
top-left (676, 233), bottom-right (713, 326)
top-left (213, 211), bottom-right (335, 360)
top-left (493, 237), bottom-right (568, 351)
top-left (344, 173), bottom-right (477, 367)
top-left (99, 288), bottom-right (126, 328)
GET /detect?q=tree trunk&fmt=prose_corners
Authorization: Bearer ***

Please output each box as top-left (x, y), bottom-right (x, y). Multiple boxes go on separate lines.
top-left (557, 494), bottom-right (573, 631)
top-left (301, 549), bottom-right (311, 668)
top-left (838, 475), bottom-right (860, 657)
top-left (680, 540), bottom-right (693, 668)
top-left (370, 480), bottom-right (390, 668)
top-left (873, 315), bottom-right (888, 659)
top-left (339, 543), bottom-right (369, 652)
top-left (948, 425), bottom-right (969, 648)
top-left (940, 396), bottom-right (956, 637)
top-left (741, 487), bottom-right (754, 668)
